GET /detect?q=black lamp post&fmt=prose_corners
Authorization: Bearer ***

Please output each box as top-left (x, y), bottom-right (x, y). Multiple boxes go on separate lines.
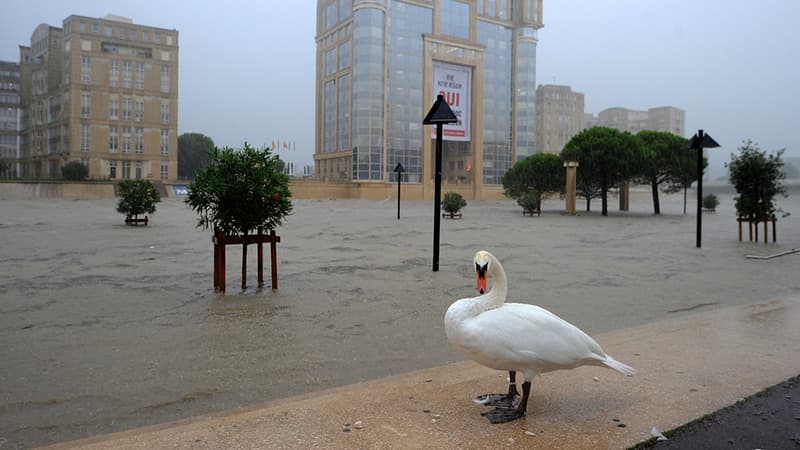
top-left (687, 129), bottom-right (720, 248)
top-left (393, 162), bottom-right (405, 220)
top-left (423, 94), bottom-right (458, 272)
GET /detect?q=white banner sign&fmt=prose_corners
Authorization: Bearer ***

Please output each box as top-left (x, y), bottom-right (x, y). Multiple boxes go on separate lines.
top-left (432, 62), bottom-right (471, 141)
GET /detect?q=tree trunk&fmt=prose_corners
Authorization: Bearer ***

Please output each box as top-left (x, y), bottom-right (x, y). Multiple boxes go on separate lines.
top-left (651, 179), bottom-right (661, 215)
top-left (586, 195), bottom-right (591, 212)
top-left (241, 233), bottom-right (248, 290)
top-left (601, 177), bottom-right (608, 216)
top-left (683, 186), bottom-right (688, 215)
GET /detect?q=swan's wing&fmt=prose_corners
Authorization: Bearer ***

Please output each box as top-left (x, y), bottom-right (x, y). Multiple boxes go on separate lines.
top-left (461, 303), bottom-right (608, 371)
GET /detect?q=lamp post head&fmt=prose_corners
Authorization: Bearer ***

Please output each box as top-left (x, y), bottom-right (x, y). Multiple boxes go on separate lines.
top-left (423, 94), bottom-right (458, 125)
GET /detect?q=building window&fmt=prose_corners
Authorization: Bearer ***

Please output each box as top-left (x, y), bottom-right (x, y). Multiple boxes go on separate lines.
top-left (324, 80), bottom-right (335, 153)
top-left (123, 60), bottom-right (132, 88)
top-left (109, 97), bottom-right (118, 120)
top-left (122, 96), bottom-right (131, 120)
top-left (351, 7), bottom-right (385, 180)
top-left (160, 160), bottom-right (168, 180)
top-left (160, 101), bottom-right (169, 124)
top-left (92, 23), bottom-right (99, 34)
top-left (135, 127), bottom-right (144, 154)
top-left (135, 62), bottom-right (144, 89)
top-left (81, 56), bottom-right (91, 84)
top-left (338, 42), bottom-right (350, 71)
top-left (135, 98), bottom-right (144, 122)
top-left (142, 31), bottom-right (149, 42)
top-left (81, 124), bottom-right (90, 152)
top-left (339, 0), bottom-right (352, 21)
top-left (109, 126), bottom-right (118, 152)
top-left (135, 161), bottom-right (142, 179)
top-left (122, 160), bottom-right (131, 179)
top-left (160, 129), bottom-right (168, 155)
top-left (80, 92), bottom-right (90, 118)
top-left (337, 74), bottom-right (350, 152)
top-left (155, 32), bottom-right (161, 43)
top-left (160, 65), bottom-right (169, 93)
top-left (122, 126), bottom-right (131, 153)
top-left (109, 59), bottom-right (119, 87)
top-left (105, 26), bottom-right (112, 37)
top-left (386, 0), bottom-right (431, 183)
top-left (440, 0), bottom-right (470, 40)
top-left (326, 2), bottom-right (338, 30)
top-left (325, 48), bottom-right (336, 76)
top-left (79, 22), bottom-right (86, 33)
top-left (477, 20), bottom-right (513, 184)
top-left (109, 160), bottom-right (117, 178)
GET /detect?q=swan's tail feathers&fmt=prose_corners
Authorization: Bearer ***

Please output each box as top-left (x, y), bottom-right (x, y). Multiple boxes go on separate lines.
top-left (602, 356), bottom-right (637, 377)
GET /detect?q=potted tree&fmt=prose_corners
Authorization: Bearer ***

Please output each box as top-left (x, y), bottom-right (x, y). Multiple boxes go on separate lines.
top-left (702, 193), bottom-right (719, 213)
top-left (117, 179), bottom-right (161, 225)
top-left (517, 190), bottom-right (542, 216)
top-left (442, 192), bottom-right (466, 219)
top-left (186, 143), bottom-right (292, 291)
top-left (726, 140), bottom-right (788, 242)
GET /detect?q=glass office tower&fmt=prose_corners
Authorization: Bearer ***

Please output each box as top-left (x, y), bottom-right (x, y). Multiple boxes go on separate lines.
top-left (315, 0), bottom-right (543, 199)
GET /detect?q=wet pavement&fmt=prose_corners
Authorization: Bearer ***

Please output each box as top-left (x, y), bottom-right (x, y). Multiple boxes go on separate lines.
top-left (41, 295), bottom-right (800, 449)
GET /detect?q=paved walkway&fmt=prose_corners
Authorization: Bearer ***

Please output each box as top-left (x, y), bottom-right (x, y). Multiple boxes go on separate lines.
top-left (43, 295), bottom-right (800, 449)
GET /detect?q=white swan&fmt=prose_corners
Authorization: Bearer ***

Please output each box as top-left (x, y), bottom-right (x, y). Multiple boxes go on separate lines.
top-left (444, 250), bottom-right (636, 423)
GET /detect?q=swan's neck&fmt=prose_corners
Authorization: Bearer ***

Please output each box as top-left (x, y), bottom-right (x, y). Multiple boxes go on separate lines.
top-left (484, 254), bottom-right (507, 309)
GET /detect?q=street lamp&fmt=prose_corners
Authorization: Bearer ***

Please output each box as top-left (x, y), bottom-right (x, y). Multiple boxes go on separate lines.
top-left (423, 94), bottom-right (458, 272)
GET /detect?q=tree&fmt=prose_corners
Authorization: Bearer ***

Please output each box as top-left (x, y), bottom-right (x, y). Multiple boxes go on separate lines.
top-left (442, 192), bottom-right (466, 214)
top-left (186, 143), bottom-right (292, 288)
top-left (726, 140), bottom-right (787, 219)
top-left (501, 152), bottom-right (564, 201)
top-left (635, 131), bottom-right (690, 215)
top-left (561, 127), bottom-right (644, 216)
top-left (62, 161), bottom-right (89, 181)
top-left (116, 179), bottom-right (161, 223)
top-left (178, 132), bottom-right (215, 180)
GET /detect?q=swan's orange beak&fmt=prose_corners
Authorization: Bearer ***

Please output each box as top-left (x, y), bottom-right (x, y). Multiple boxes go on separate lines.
top-left (476, 263), bottom-right (487, 294)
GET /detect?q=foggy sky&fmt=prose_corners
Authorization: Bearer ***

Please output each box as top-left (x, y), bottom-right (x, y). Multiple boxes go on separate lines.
top-left (1, 0), bottom-right (797, 174)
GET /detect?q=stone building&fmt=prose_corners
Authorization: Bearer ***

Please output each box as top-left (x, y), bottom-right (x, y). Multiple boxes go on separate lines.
top-left (16, 14), bottom-right (178, 181)
top-left (534, 84), bottom-right (584, 154)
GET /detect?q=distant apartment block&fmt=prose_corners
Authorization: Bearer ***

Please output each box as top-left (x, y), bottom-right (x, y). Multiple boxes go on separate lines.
top-left (0, 61), bottom-right (22, 176)
top-left (590, 106), bottom-right (685, 137)
top-left (534, 84), bottom-right (585, 154)
top-left (16, 14), bottom-right (178, 181)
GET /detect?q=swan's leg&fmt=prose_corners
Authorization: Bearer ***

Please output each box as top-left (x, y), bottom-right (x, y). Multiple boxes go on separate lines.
top-left (481, 380), bottom-right (531, 424)
top-left (475, 371), bottom-right (519, 407)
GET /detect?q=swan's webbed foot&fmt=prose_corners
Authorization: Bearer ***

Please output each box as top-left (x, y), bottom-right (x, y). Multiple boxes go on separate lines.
top-left (474, 392), bottom-right (519, 408)
top-left (481, 406), bottom-right (525, 423)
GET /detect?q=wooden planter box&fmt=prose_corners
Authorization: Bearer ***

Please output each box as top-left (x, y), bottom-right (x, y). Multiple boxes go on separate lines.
top-left (124, 215), bottom-right (149, 226)
top-left (213, 229), bottom-right (280, 293)
top-left (522, 207), bottom-right (541, 216)
top-left (737, 216), bottom-right (777, 243)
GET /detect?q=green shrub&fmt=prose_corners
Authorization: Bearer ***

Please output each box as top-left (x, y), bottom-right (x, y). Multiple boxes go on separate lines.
top-left (62, 161), bottom-right (88, 181)
top-left (117, 179), bottom-right (161, 220)
top-left (186, 143), bottom-right (292, 235)
top-left (702, 193), bottom-right (719, 210)
top-left (442, 192), bottom-right (466, 214)
top-left (517, 190), bottom-right (541, 212)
